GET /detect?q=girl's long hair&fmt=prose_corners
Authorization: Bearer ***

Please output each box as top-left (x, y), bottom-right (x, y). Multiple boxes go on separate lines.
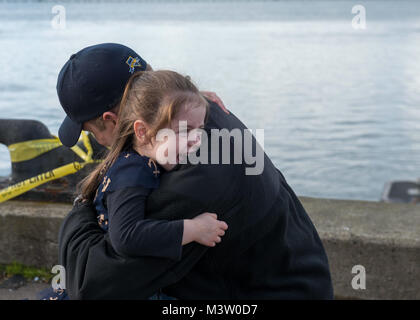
top-left (78, 70), bottom-right (209, 201)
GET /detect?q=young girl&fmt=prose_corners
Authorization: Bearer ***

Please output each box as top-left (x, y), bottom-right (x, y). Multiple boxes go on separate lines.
top-left (80, 70), bottom-right (228, 264)
top-left (41, 70), bottom-right (228, 301)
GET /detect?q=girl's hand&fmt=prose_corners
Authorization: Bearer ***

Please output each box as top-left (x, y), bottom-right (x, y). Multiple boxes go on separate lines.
top-left (183, 212), bottom-right (228, 247)
top-left (193, 212), bottom-right (228, 247)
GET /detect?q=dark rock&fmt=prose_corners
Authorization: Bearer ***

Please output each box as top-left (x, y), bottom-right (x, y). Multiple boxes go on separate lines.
top-left (0, 274), bottom-right (27, 290)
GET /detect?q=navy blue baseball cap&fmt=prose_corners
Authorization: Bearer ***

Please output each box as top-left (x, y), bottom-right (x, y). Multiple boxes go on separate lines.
top-left (57, 43), bottom-right (147, 147)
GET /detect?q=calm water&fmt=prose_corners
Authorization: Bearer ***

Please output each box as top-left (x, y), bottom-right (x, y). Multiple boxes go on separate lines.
top-left (0, 0), bottom-right (419, 201)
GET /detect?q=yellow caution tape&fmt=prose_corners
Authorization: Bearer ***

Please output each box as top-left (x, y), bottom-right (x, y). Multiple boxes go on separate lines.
top-left (0, 162), bottom-right (83, 202)
top-left (0, 132), bottom-right (102, 203)
top-left (8, 138), bottom-right (63, 163)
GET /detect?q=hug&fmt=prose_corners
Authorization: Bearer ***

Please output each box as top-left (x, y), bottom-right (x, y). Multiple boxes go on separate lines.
top-left (43, 43), bottom-right (333, 300)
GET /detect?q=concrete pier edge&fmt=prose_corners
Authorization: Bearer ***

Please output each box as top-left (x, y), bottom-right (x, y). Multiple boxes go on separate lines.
top-left (0, 197), bottom-right (419, 300)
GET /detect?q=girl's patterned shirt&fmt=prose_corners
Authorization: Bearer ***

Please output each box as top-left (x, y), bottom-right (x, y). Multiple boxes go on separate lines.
top-left (92, 149), bottom-right (183, 260)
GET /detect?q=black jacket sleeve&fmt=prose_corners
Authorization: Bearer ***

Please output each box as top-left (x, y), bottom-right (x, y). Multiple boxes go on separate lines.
top-left (106, 187), bottom-right (184, 260)
top-left (58, 200), bottom-right (207, 300)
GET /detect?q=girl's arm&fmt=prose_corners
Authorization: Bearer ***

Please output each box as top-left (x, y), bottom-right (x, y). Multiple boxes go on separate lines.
top-left (106, 186), bottom-right (184, 260)
top-left (106, 186), bottom-right (228, 260)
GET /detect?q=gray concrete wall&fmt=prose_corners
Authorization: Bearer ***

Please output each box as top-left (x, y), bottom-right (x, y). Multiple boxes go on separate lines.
top-left (0, 201), bottom-right (70, 269)
top-left (0, 197), bottom-right (419, 299)
top-left (300, 197), bottom-right (420, 300)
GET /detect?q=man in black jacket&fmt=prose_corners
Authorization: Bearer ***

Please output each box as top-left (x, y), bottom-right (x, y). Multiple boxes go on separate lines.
top-left (57, 43), bottom-right (334, 299)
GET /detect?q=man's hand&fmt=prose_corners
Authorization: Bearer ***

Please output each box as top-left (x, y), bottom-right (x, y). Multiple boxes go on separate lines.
top-left (201, 91), bottom-right (230, 114)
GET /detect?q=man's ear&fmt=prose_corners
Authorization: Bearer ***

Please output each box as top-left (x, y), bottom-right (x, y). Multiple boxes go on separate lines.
top-left (102, 111), bottom-right (118, 126)
top-left (133, 120), bottom-right (148, 142)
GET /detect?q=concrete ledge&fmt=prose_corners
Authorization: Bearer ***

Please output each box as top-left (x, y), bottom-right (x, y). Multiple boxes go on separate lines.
top-left (300, 197), bottom-right (420, 300)
top-left (0, 197), bottom-right (419, 299)
top-left (0, 201), bottom-right (70, 269)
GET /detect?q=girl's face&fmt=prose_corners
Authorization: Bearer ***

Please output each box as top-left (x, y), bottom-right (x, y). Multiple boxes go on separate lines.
top-left (134, 102), bottom-right (207, 171)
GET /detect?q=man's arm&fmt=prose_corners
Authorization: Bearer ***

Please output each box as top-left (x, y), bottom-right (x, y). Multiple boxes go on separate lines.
top-left (58, 200), bottom-right (207, 300)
